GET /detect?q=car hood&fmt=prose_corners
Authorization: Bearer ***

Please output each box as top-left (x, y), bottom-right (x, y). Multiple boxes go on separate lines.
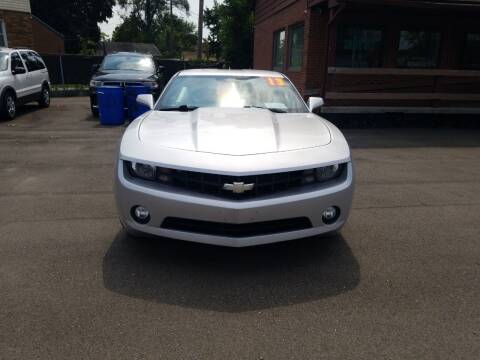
top-left (138, 108), bottom-right (331, 156)
top-left (93, 71), bottom-right (155, 82)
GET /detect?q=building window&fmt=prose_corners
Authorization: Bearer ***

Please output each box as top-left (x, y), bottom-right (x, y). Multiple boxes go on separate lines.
top-left (397, 30), bottom-right (441, 68)
top-left (273, 30), bottom-right (286, 71)
top-left (335, 26), bottom-right (383, 67)
top-left (288, 24), bottom-right (304, 70)
top-left (0, 20), bottom-right (8, 47)
top-left (464, 33), bottom-right (480, 69)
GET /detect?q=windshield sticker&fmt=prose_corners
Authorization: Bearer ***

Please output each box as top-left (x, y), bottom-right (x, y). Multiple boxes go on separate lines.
top-left (266, 77), bottom-right (287, 87)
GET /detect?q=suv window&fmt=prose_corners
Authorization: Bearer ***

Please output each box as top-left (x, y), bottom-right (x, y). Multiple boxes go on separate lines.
top-left (0, 52), bottom-right (8, 71)
top-left (20, 51), bottom-right (45, 72)
top-left (11, 52), bottom-right (24, 70)
top-left (33, 53), bottom-right (46, 70)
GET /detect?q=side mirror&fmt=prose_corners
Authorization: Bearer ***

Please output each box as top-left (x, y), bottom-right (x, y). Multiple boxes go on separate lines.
top-left (156, 65), bottom-right (164, 75)
top-left (137, 94), bottom-right (154, 110)
top-left (92, 64), bottom-right (100, 73)
top-left (308, 97), bottom-right (324, 112)
top-left (12, 66), bottom-right (26, 75)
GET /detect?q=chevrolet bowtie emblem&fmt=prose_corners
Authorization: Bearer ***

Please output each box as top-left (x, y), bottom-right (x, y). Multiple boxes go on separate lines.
top-left (223, 182), bottom-right (255, 194)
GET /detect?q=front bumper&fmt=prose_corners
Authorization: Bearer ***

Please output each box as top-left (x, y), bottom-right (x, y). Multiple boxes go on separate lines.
top-left (115, 161), bottom-right (354, 247)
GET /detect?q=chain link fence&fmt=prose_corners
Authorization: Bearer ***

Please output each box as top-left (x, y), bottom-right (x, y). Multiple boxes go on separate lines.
top-left (40, 54), bottom-right (224, 85)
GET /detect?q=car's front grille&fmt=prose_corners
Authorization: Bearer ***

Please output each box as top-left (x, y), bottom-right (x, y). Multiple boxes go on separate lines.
top-left (126, 163), bottom-right (346, 200)
top-left (102, 81), bottom-right (146, 87)
top-left (170, 169), bottom-right (306, 199)
top-left (126, 163), bottom-right (308, 199)
top-left (161, 217), bottom-right (313, 237)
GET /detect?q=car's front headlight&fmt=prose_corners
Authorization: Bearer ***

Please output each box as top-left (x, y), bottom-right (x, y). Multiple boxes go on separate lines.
top-left (130, 162), bottom-right (156, 180)
top-left (128, 162), bottom-right (174, 183)
top-left (315, 164), bottom-right (341, 182)
top-left (90, 80), bottom-right (102, 87)
top-left (303, 164), bottom-right (343, 184)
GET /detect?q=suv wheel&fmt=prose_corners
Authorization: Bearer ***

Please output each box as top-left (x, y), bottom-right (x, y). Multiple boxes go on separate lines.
top-left (39, 86), bottom-right (50, 108)
top-left (1, 92), bottom-right (16, 120)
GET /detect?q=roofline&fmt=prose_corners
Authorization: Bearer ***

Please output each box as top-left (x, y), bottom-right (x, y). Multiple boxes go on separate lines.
top-left (257, 0), bottom-right (480, 24)
top-left (31, 15), bottom-right (64, 38)
top-left (319, 0), bottom-right (480, 9)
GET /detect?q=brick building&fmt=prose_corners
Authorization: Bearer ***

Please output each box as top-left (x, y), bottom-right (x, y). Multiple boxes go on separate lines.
top-left (0, 0), bottom-right (33, 49)
top-left (254, 0), bottom-right (480, 113)
top-left (31, 15), bottom-right (65, 54)
top-left (0, 0), bottom-right (64, 54)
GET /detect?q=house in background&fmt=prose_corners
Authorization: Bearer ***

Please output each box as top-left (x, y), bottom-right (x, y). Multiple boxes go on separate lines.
top-left (254, 0), bottom-right (480, 114)
top-left (31, 15), bottom-right (64, 54)
top-left (0, 0), bottom-right (33, 48)
top-left (0, 0), bottom-right (64, 54)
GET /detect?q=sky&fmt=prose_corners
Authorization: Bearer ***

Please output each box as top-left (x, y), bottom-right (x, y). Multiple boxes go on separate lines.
top-left (99, 0), bottom-right (220, 38)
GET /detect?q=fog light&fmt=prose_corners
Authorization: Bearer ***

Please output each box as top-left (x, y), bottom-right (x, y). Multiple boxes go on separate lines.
top-left (131, 206), bottom-right (150, 224)
top-left (322, 206), bottom-right (340, 225)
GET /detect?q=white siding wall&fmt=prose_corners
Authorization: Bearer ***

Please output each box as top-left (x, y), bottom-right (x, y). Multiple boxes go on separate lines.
top-left (0, 0), bottom-right (31, 13)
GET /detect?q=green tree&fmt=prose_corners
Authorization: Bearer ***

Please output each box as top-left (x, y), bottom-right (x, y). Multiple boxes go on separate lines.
top-left (112, 16), bottom-right (149, 43)
top-left (205, 0), bottom-right (254, 68)
top-left (116, 0), bottom-right (190, 44)
top-left (204, 0), bottom-right (222, 60)
top-left (30, 0), bottom-right (115, 54)
top-left (112, 11), bottom-right (196, 58)
top-left (155, 16), bottom-right (197, 58)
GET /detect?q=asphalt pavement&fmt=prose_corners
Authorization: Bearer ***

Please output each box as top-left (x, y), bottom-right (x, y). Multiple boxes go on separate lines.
top-left (0, 98), bottom-right (479, 359)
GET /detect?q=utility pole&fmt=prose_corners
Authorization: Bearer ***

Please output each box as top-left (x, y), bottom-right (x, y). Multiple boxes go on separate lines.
top-left (196, 0), bottom-right (204, 60)
top-left (169, 0), bottom-right (173, 56)
top-left (146, 0), bottom-right (152, 43)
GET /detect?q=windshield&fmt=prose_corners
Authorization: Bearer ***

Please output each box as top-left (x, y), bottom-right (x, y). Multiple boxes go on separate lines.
top-left (101, 54), bottom-right (155, 72)
top-left (157, 75), bottom-right (309, 113)
top-left (0, 52), bottom-right (8, 71)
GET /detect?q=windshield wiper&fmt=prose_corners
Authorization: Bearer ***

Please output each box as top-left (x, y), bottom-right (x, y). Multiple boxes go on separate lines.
top-left (159, 105), bottom-right (199, 112)
top-left (244, 105), bottom-right (287, 113)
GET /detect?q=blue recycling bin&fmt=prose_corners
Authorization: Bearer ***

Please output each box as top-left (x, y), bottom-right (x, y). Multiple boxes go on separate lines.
top-left (126, 85), bottom-right (151, 120)
top-left (97, 86), bottom-right (124, 126)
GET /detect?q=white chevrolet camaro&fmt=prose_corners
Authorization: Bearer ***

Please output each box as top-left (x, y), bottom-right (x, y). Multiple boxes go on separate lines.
top-left (115, 69), bottom-right (354, 247)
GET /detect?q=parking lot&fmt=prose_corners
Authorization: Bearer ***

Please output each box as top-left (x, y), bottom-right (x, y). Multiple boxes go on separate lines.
top-left (1, 97), bottom-right (479, 359)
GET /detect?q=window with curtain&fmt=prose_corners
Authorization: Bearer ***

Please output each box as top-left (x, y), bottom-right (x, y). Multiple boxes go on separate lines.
top-left (288, 24), bottom-right (304, 70)
top-left (397, 30), bottom-right (441, 68)
top-left (464, 33), bottom-right (480, 69)
top-left (335, 26), bottom-right (383, 67)
top-left (272, 30), bottom-right (286, 71)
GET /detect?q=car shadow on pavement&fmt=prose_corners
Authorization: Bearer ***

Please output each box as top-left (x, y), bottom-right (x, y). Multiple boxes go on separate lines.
top-left (102, 231), bottom-right (360, 312)
top-left (1, 104), bottom-right (40, 123)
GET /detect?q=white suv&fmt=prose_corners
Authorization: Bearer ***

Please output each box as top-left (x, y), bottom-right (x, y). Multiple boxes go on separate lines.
top-left (0, 48), bottom-right (51, 120)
